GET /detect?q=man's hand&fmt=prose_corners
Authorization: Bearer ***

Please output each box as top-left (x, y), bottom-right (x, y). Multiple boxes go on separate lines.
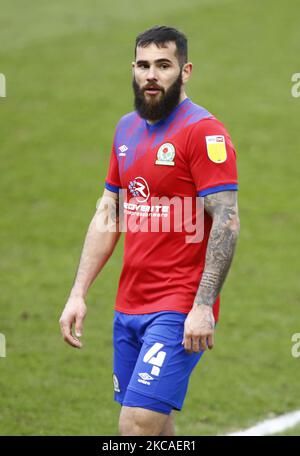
top-left (182, 304), bottom-right (215, 353)
top-left (59, 296), bottom-right (87, 348)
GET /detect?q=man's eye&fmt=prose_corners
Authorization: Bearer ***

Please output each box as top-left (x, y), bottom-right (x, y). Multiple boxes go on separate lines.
top-left (160, 64), bottom-right (170, 69)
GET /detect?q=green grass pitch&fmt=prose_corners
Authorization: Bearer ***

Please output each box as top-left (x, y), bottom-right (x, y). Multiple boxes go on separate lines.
top-left (0, 0), bottom-right (300, 435)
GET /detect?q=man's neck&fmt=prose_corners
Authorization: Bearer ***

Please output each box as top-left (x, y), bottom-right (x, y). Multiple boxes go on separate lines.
top-left (146, 93), bottom-right (188, 125)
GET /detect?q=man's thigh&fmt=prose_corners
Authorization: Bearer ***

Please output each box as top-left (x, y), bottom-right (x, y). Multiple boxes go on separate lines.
top-left (123, 311), bottom-right (204, 412)
top-left (113, 312), bottom-right (141, 403)
top-left (113, 311), bottom-right (174, 414)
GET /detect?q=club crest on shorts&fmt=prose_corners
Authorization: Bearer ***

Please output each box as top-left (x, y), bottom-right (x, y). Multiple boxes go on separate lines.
top-left (113, 374), bottom-right (120, 393)
top-left (155, 143), bottom-right (175, 166)
top-left (205, 135), bottom-right (227, 163)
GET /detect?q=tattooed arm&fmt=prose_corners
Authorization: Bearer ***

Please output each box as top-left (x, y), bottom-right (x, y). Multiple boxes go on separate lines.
top-left (195, 191), bottom-right (240, 306)
top-left (183, 191), bottom-right (240, 353)
top-left (59, 189), bottom-right (121, 348)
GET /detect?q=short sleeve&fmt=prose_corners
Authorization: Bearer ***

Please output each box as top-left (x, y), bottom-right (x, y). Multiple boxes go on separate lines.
top-left (188, 118), bottom-right (238, 197)
top-left (105, 139), bottom-right (121, 193)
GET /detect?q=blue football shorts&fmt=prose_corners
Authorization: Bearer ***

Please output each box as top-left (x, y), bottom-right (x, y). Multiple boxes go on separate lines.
top-left (113, 310), bottom-right (205, 415)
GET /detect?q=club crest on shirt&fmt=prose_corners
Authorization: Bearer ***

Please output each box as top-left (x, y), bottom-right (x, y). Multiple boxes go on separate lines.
top-left (155, 143), bottom-right (175, 166)
top-left (205, 135), bottom-right (227, 163)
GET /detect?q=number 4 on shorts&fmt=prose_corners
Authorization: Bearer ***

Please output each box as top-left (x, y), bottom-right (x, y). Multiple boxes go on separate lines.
top-left (143, 342), bottom-right (166, 376)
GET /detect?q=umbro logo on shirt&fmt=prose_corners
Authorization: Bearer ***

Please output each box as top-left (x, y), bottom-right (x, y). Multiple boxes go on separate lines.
top-left (118, 144), bottom-right (128, 156)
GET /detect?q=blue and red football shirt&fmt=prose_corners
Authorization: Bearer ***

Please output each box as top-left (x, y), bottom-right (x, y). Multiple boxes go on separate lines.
top-left (105, 97), bottom-right (238, 322)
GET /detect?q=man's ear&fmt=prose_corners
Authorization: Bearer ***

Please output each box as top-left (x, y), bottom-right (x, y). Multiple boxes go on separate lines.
top-left (182, 62), bottom-right (193, 84)
top-left (131, 61), bottom-right (135, 76)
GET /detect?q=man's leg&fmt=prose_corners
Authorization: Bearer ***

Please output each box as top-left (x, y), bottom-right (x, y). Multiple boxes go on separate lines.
top-left (119, 406), bottom-right (170, 436)
top-left (117, 311), bottom-right (203, 436)
top-left (159, 411), bottom-right (175, 436)
top-left (113, 312), bottom-right (142, 409)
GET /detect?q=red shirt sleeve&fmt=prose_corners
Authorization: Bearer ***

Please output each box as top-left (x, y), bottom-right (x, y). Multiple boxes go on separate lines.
top-left (105, 139), bottom-right (121, 193)
top-left (187, 117), bottom-right (238, 196)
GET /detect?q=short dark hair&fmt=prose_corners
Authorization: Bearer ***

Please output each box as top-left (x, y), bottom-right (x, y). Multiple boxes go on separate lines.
top-left (135, 25), bottom-right (188, 67)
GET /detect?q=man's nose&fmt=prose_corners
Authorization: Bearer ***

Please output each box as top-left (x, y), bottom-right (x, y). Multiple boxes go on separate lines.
top-left (146, 65), bottom-right (158, 81)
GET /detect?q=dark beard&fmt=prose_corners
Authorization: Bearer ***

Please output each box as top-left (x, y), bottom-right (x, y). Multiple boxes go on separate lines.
top-left (132, 71), bottom-right (183, 122)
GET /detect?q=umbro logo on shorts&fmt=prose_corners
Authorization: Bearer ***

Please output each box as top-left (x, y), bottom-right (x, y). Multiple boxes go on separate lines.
top-left (138, 372), bottom-right (153, 381)
top-left (138, 372), bottom-right (154, 386)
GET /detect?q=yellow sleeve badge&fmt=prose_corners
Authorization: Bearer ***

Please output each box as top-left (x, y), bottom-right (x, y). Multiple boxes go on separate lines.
top-left (205, 135), bottom-right (227, 163)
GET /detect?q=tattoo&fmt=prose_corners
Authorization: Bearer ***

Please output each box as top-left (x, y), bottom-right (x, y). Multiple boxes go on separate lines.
top-left (194, 191), bottom-right (240, 308)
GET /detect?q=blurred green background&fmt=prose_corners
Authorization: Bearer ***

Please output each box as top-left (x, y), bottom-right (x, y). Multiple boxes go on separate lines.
top-left (0, 0), bottom-right (299, 436)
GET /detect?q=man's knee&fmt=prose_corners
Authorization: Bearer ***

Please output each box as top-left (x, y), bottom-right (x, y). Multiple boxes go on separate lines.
top-left (119, 406), bottom-right (169, 436)
top-left (159, 412), bottom-right (175, 436)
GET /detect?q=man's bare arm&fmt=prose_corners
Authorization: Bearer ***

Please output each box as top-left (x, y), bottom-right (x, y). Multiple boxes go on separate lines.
top-left (59, 189), bottom-right (121, 348)
top-left (194, 190), bottom-right (240, 308)
top-left (70, 189), bottom-right (121, 298)
top-left (183, 191), bottom-right (240, 353)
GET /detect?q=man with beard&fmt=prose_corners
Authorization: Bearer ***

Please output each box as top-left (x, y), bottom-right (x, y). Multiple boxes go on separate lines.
top-left (59, 26), bottom-right (240, 436)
